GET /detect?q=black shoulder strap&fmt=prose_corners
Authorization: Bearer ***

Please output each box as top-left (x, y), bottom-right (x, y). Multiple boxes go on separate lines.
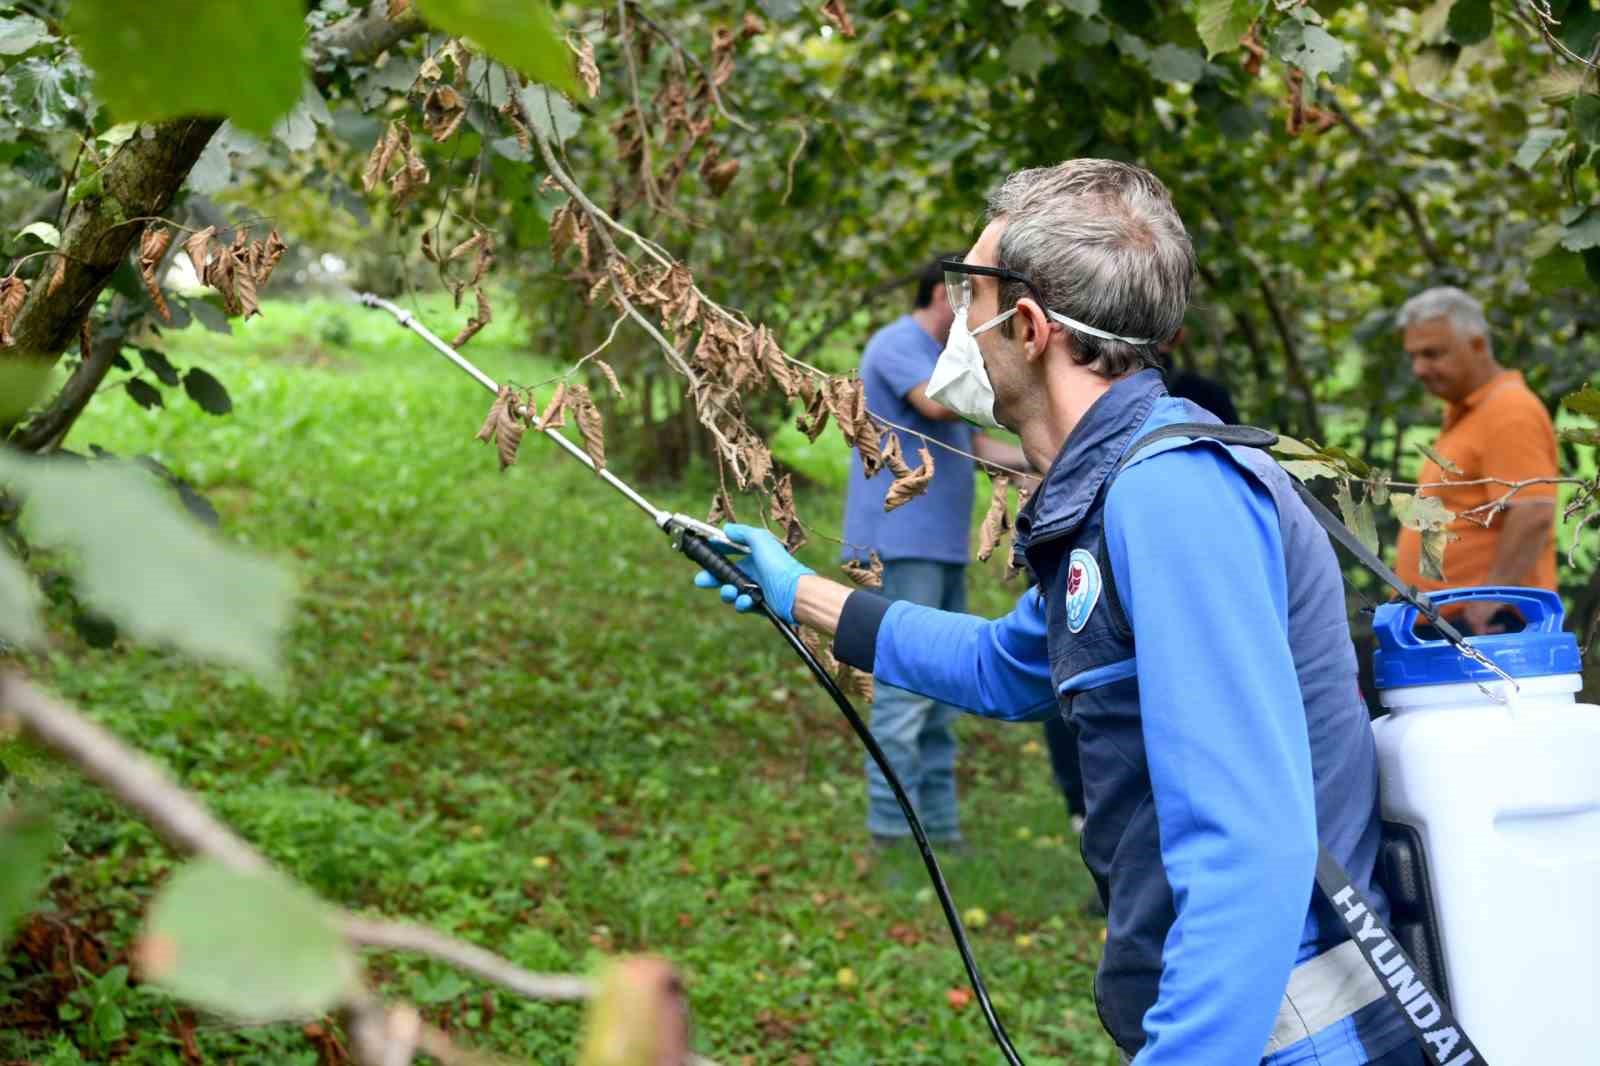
top-left (1116, 422), bottom-right (1488, 1066)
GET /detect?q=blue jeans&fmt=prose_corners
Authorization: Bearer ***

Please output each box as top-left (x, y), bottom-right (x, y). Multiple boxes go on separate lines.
top-left (865, 559), bottom-right (966, 840)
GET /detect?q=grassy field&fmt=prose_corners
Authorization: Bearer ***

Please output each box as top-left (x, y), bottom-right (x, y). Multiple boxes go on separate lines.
top-left (2, 296), bottom-right (1117, 1065)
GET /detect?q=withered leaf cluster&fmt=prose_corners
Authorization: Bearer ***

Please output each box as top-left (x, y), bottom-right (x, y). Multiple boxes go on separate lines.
top-left (883, 445), bottom-right (935, 513)
top-left (0, 274), bottom-right (28, 346)
top-left (422, 229), bottom-right (495, 309)
top-left (706, 489), bottom-right (737, 526)
top-left (138, 224), bottom-right (175, 322)
top-left (476, 385), bottom-right (527, 471)
top-left (977, 474), bottom-right (1013, 563)
top-left (840, 550), bottom-right (883, 589)
top-left (182, 226), bottom-right (286, 320)
top-left (362, 121), bottom-right (430, 207)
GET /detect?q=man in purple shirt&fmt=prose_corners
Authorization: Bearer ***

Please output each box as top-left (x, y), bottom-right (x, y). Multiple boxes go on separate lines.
top-left (843, 257), bottom-right (1026, 848)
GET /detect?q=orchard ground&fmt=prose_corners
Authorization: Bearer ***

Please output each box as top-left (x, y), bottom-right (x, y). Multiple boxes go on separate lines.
top-left (2, 295), bottom-right (1118, 1065)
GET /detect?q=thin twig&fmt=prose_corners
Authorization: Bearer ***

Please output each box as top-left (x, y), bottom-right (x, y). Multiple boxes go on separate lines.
top-left (781, 124), bottom-right (809, 206)
top-left (617, 0), bottom-right (665, 212)
top-left (341, 917), bottom-right (593, 1001)
top-left (528, 314), bottom-right (627, 391)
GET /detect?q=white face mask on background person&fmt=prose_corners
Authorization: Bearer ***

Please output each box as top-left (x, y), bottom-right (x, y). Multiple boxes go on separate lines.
top-left (926, 308), bottom-right (1013, 430)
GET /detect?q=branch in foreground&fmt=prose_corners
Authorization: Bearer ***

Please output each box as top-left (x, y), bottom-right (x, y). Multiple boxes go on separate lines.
top-left (341, 917), bottom-right (593, 1002)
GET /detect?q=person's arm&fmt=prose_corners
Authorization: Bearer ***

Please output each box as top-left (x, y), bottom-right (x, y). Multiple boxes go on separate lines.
top-left (1481, 503), bottom-right (1556, 584)
top-left (831, 584), bottom-right (1057, 721)
top-left (905, 382), bottom-right (961, 421)
top-left (970, 433), bottom-right (1029, 471)
top-left (698, 532), bottom-right (1055, 720)
top-left (1104, 446), bottom-right (1317, 1066)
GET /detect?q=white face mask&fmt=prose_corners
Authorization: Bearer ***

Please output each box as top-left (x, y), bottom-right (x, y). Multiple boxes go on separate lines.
top-left (926, 308), bottom-right (1013, 430)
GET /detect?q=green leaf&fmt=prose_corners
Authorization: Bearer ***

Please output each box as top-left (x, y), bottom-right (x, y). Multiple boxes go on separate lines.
top-left (142, 861), bottom-right (355, 1020)
top-left (1559, 208), bottom-right (1600, 251)
top-left (1559, 426), bottom-right (1600, 446)
top-left (1390, 491), bottom-right (1454, 531)
top-left (1414, 442), bottom-right (1461, 474)
top-left (0, 14), bottom-right (50, 55)
top-left (521, 84), bottom-right (582, 145)
top-left (0, 811), bottom-right (55, 943)
top-left (0, 547), bottom-right (44, 648)
top-left (1062, 0), bottom-right (1101, 16)
top-left (415, 0), bottom-right (577, 96)
top-left (1335, 480), bottom-right (1379, 555)
top-left (125, 378), bottom-right (164, 410)
top-left (1562, 383), bottom-right (1600, 418)
top-left (14, 221), bottom-right (60, 247)
top-left (65, 0), bottom-right (304, 135)
top-left (137, 349), bottom-right (181, 388)
top-left (1321, 443), bottom-right (1372, 478)
top-left (1445, 0), bottom-right (1493, 46)
top-left (0, 453), bottom-right (294, 677)
top-left (182, 368), bottom-right (232, 415)
top-left (1574, 95), bottom-right (1600, 146)
top-left (1271, 437), bottom-right (1341, 481)
top-left (1269, 21), bottom-right (1348, 82)
top-left (1148, 43), bottom-right (1205, 83)
top-left (1514, 127), bottom-right (1564, 171)
top-left (0, 359), bottom-right (53, 425)
top-left (1196, 0), bottom-right (1256, 58)
top-left (1528, 248), bottom-right (1590, 292)
top-left (1005, 36), bottom-right (1056, 77)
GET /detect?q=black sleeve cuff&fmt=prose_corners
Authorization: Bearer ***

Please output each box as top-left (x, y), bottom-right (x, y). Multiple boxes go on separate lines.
top-left (832, 590), bottom-right (891, 672)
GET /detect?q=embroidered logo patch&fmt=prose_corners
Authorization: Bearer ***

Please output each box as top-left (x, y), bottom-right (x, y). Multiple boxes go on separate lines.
top-left (1065, 548), bottom-right (1102, 633)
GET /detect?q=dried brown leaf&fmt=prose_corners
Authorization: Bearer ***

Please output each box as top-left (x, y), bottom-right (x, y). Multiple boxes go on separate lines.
top-left (977, 475), bottom-right (1012, 563)
top-left (0, 274), bottom-right (27, 346)
top-left (796, 386), bottom-right (830, 442)
top-left (183, 225), bottom-right (216, 278)
top-left (387, 130), bottom-right (429, 208)
top-left (823, 376), bottom-right (861, 440)
top-left (203, 246), bottom-right (243, 316)
top-left (137, 224), bottom-right (174, 323)
top-left (744, 438), bottom-right (774, 487)
top-left (256, 230), bottom-right (287, 288)
top-left (450, 287), bottom-right (492, 349)
top-left (570, 34), bottom-right (601, 98)
top-left (707, 489), bottom-right (737, 526)
top-left (538, 382), bottom-right (568, 430)
top-left (879, 430), bottom-right (910, 478)
top-left (704, 158), bottom-right (740, 197)
top-left (361, 123), bottom-right (401, 193)
top-left (819, 0), bottom-right (856, 37)
top-left (741, 11), bottom-right (766, 37)
top-left (857, 425), bottom-right (884, 477)
top-left (423, 85), bottom-right (466, 142)
top-left (593, 359), bottom-right (625, 399)
top-left (884, 445), bottom-right (934, 512)
top-left (475, 385), bottom-right (526, 471)
top-left (840, 550), bottom-right (883, 589)
top-left (569, 382), bottom-right (607, 473)
top-left (769, 473), bottom-right (806, 552)
top-left (387, 0), bottom-right (410, 16)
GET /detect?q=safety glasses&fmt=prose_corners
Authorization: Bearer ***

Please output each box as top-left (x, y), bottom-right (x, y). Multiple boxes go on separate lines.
top-left (940, 258), bottom-right (1048, 318)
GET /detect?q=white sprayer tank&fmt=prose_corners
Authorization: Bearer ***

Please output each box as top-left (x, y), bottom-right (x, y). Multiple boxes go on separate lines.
top-left (1370, 587), bottom-right (1600, 1066)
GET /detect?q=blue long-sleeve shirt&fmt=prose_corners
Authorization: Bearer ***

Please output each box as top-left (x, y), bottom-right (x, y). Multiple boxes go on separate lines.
top-left (844, 444), bottom-right (1331, 1064)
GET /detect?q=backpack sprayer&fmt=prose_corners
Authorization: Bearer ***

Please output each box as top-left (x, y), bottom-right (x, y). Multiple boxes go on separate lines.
top-left (354, 292), bottom-right (1028, 1064)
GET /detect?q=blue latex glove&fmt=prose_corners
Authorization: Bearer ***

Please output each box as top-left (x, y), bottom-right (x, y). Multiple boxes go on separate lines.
top-left (692, 523), bottom-right (814, 623)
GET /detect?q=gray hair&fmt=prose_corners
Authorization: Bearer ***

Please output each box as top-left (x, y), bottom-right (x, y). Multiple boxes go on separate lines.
top-left (984, 159), bottom-right (1194, 377)
top-left (1396, 286), bottom-right (1489, 341)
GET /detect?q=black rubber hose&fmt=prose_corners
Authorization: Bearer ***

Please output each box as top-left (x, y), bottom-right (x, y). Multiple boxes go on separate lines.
top-left (760, 607), bottom-right (1026, 1066)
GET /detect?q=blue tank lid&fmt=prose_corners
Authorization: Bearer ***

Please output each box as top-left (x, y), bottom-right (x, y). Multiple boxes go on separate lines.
top-left (1372, 586), bottom-right (1582, 690)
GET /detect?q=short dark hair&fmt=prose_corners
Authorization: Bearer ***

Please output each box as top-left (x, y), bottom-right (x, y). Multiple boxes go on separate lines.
top-left (914, 252), bottom-right (964, 309)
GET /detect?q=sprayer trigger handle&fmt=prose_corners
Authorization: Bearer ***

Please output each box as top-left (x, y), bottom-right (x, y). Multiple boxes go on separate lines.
top-left (676, 529), bottom-right (764, 607)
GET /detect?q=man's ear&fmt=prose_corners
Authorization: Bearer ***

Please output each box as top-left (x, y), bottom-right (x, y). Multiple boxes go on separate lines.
top-left (1013, 297), bottom-right (1054, 361)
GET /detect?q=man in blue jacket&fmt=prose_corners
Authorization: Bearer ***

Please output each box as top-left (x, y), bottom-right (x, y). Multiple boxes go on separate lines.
top-left (696, 160), bottom-right (1422, 1066)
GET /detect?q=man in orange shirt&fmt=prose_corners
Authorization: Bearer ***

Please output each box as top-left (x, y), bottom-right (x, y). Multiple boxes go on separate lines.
top-left (1393, 286), bottom-right (1558, 633)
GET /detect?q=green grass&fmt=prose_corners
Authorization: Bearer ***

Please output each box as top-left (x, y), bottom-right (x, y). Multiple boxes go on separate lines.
top-left (2, 296), bottom-right (1117, 1064)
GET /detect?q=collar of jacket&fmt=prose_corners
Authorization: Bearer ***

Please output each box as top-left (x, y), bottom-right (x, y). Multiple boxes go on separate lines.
top-left (1014, 367), bottom-right (1168, 554)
